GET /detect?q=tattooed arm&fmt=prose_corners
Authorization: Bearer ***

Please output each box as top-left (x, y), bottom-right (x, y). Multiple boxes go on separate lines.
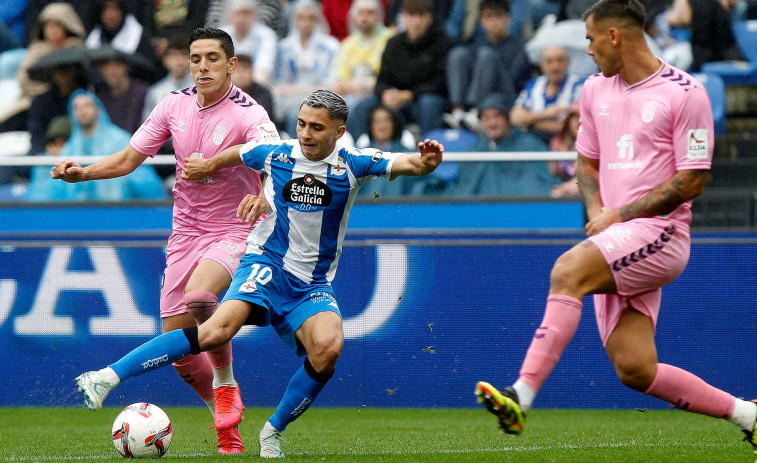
top-left (576, 153), bottom-right (603, 220)
top-left (585, 169), bottom-right (709, 236)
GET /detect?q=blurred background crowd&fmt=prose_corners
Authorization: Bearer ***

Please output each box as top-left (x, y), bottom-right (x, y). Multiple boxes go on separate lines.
top-left (0, 0), bottom-right (754, 202)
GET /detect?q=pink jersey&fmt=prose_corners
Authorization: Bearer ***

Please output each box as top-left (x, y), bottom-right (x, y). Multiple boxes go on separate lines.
top-left (575, 61), bottom-right (713, 226)
top-left (131, 83), bottom-right (280, 235)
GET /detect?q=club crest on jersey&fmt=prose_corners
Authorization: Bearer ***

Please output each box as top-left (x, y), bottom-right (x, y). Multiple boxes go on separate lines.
top-left (687, 129), bottom-right (708, 159)
top-left (642, 101), bottom-right (657, 123)
top-left (213, 124), bottom-right (227, 145)
top-left (283, 174), bottom-right (333, 212)
top-left (240, 279), bottom-right (257, 292)
top-left (332, 157), bottom-right (347, 176)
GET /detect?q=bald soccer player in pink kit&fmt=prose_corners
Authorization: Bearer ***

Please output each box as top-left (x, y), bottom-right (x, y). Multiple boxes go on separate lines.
top-left (475, 0), bottom-right (757, 458)
top-left (53, 27), bottom-right (279, 454)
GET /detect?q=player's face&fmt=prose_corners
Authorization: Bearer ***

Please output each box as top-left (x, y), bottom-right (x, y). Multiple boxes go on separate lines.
top-left (585, 16), bottom-right (620, 77)
top-left (296, 105), bottom-right (346, 161)
top-left (189, 38), bottom-right (236, 99)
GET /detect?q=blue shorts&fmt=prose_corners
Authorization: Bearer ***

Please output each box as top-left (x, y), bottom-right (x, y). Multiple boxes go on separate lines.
top-left (223, 252), bottom-right (341, 356)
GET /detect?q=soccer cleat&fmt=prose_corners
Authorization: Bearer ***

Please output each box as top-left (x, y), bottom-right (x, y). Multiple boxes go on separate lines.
top-left (743, 399), bottom-right (757, 463)
top-left (216, 425), bottom-right (244, 454)
top-left (475, 381), bottom-right (526, 435)
top-left (214, 385), bottom-right (244, 430)
top-left (75, 370), bottom-right (115, 410)
top-left (259, 421), bottom-right (284, 458)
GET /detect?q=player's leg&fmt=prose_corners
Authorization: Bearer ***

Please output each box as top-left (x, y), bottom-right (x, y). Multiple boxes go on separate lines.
top-left (607, 302), bottom-right (757, 454)
top-left (75, 299), bottom-right (256, 410)
top-left (185, 258), bottom-right (245, 433)
top-left (476, 239), bottom-right (615, 434)
top-left (261, 285), bottom-right (343, 458)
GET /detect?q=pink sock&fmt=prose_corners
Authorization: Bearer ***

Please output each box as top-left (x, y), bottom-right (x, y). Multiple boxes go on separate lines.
top-left (518, 294), bottom-right (582, 392)
top-left (644, 363), bottom-right (735, 419)
top-left (173, 353), bottom-right (215, 402)
top-left (185, 290), bottom-right (233, 369)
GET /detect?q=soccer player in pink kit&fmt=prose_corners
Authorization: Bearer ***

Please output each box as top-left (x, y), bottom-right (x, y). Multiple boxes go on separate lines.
top-left (475, 0), bottom-right (757, 458)
top-left (52, 27), bottom-right (279, 454)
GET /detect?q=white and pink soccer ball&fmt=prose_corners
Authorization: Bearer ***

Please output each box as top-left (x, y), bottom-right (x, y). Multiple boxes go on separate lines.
top-left (112, 403), bottom-right (173, 458)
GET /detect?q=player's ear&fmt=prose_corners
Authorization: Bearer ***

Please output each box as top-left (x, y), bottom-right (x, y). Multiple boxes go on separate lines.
top-left (228, 56), bottom-right (238, 75)
top-left (334, 124), bottom-right (346, 140)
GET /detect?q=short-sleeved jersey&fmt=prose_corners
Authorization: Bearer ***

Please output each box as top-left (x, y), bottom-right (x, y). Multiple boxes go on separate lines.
top-left (239, 139), bottom-right (402, 284)
top-left (575, 61), bottom-right (713, 226)
top-left (131, 84), bottom-right (280, 235)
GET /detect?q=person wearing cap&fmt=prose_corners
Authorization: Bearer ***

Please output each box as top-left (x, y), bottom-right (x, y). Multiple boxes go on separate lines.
top-left (219, 0), bottom-right (277, 86)
top-left (452, 92), bottom-right (559, 197)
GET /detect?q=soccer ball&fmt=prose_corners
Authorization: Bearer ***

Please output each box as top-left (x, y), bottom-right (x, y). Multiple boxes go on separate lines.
top-left (112, 402), bottom-right (173, 458)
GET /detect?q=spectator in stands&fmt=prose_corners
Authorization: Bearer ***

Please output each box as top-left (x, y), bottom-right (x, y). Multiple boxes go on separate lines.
top-left (445, 0), bottom-right (529, 43)
top-left (219, 0), bottom-right (277, 86)
top-left (0, 2), bottom-right (85, 133)
top-left (510, 45), bottom-right (583, 144)
top-left (646, 3), bottom-right (693, 71)
top-left (206, 0), bottom-right (289, 39)
top-left (548, 100), bottom-right (580, 198)
top-left (349, 0), bottom-right (453, 139)
top-left (453, 92), bottom-right (558, 197)
top-left (27, 62), bottom-right (88, 155)
top-left (27, 90), bottom-right (167, 201)
top-left (93, 46), bottom-right (150, 134)
top-left (385, 0), bottom-right (452, 30)
top-left (272, 0), bottom-right (340, 136)
top-left (667, 0), bottom-right (744, 71)
top-left (355, 104), bottom-right (416, 197)
top-left (142, 34), bottom-right (193, 120)
top-left (143, 0), bottom-right (209, 62)
top-left (231, 53), bottom-right (274, 119)
top-left (24, 1), bottom-right (89, 44)
top-left (24, 116), bottom-right (71, 196)
top-left (85, 0), bottom-right (156, 70)
top-left (443, 0), bottom-right (531, 134)
top-left (332, 0), bottom-right (393, 108)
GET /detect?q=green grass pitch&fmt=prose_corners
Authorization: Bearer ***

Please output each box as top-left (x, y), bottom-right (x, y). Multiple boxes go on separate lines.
top-left (0, 407), bottom-right (752, 462)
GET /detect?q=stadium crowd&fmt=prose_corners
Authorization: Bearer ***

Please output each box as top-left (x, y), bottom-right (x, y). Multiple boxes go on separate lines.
top-left (0, 0), bottom-right (752, 200)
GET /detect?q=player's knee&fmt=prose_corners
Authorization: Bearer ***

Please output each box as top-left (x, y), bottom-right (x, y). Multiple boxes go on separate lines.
top-left (549, 253), bottom-right (584, 293)
top-left (307, 335), bottom-right (343, 372)
top-left (185, 290), bottom-right (218, 323)
top-left (612, 355), bottom-right (656, 392)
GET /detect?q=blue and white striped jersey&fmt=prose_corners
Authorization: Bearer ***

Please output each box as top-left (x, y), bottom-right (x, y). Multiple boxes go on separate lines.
top-left (239, 139), bottom-right (402, 284)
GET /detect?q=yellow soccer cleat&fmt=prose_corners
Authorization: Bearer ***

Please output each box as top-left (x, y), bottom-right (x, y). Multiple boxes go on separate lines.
top-left (475, 381), bottom-right (525, 435)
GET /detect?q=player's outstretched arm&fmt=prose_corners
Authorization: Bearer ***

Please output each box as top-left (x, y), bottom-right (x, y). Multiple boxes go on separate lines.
top-left (181, 144), bottom-right (245, 180)
top-left (51, 145), bottom-right (149, 183)
top-left (585, 168), bottom-right (709, 236)
top-left (390, 139), bottom-right (444, 179)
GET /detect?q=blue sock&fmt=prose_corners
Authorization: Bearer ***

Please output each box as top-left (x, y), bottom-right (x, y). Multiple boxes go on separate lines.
top-left (109, 329), bottom-right (192, 381)
top-left (269, 359), bottom-right (331, 431)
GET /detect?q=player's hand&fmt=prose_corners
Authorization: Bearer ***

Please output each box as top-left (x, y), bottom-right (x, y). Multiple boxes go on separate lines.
top-left (417, 139), bottom-right (444, 170)
top-left (237, 193), bottom-right (271, 226)
top-left (181, 157), bottom-right (211, 180)
top-left (50, 159), bottom-right (85, 183)
top-left (585, 207), bottom-right (622, 236)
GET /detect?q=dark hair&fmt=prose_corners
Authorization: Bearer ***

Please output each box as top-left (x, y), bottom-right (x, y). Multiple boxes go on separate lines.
top-left (188, 27), bottom-right (235, 59)
top-left (582, 0), bottom-right (646, 30)
top-left (401, 0), bottom-right (433, 15)
top-left (301, 90), bottom-right (349, 123)
top-left (236, 54), bottom-right (253, 65)
top-left (480, 0), bottom-right (510, 15)
top-left (166, 33), bottom-right (189, 53)
top-left (369, 105), bottom-right (403, 141)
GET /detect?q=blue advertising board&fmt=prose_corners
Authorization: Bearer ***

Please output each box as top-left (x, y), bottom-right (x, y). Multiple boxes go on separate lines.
top-left (1, 234), bottom-right (755, 410)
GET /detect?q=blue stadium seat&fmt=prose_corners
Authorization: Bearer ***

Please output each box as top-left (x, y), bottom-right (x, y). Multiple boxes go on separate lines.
top-left (700, 20), bottom-right (757, 85)
top-left (691, 72), bottom-right (726, 135)
top-left (420, 128), bottom-right (477, 182)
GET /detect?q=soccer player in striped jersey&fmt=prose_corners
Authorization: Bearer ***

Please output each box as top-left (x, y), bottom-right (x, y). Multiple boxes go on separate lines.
top-left (74, 89), bottom-right (444, 458)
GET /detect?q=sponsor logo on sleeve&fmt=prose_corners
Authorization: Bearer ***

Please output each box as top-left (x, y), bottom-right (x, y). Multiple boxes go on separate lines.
top-left (259, 122), bottom-right (281, 143)
top-left (687, 129), bottom-right (708, 159)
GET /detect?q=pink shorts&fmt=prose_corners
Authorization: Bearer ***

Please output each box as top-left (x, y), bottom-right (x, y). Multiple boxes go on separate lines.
top-left (588, 218), bottom-right (690, 346)
top-left (160, 230), bottom-right (249, 318)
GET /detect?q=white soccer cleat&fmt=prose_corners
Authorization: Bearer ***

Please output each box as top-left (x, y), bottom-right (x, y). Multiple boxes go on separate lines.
top-left (75, 369), bottom-right (116, 410)
top-left (259, 421), bottom-right (284, 458)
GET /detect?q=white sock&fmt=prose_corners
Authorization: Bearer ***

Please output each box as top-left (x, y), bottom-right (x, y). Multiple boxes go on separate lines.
top-left (512, 380), bottom-right (536, 413)
top-left (729, 399), bottom-right (757, 431)
top-left (212, 364), bottom-right (236, 389)
top-left (101, 367), bottom-right (121, 386)
top-left (205, 398), bottom-right (215, 416)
